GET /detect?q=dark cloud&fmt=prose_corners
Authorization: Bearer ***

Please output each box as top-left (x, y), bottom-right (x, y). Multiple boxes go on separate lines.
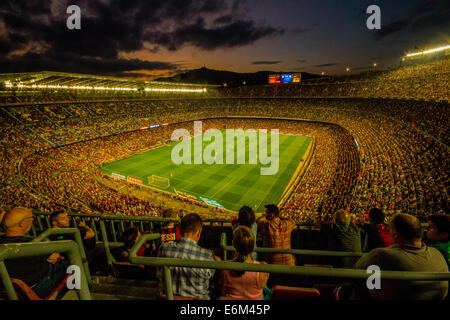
top-left (200, 0), bottom-right (227, 13)
top-left (252, 60), bottom-right (282, 65)
top-left (408, 0), bottom-right (436, 16)
top-left (114, 72), bottom-right (158, 79)
top-left (297, 59), bottom-right (307, 64)
top-left (0, 52), bottom-right (178, 74)
top-left (145, 18), bottom-right (284, 51)
top-left (115, 70), bottom-right (184, 79)
top-left (371, 1), bottom-right (449, 42)
top-left (411, 11), bottom-right (450, 30)
top-left (352, 66), bottom-right (369, 71)
top-left (372, 19), bottom-right (409, 41)
top-left (0, 0), bottom-right (283, 74)
top-left (231, 0), bottom-right (249, 17)
top-left (214, 15), bottom-right (233, 25)
top-left (313, 62), bottom-right (340, 67)
top-left (407, 0), bottom-right (450, 32)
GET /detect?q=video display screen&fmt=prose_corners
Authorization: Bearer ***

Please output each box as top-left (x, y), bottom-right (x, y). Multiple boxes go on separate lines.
top-left (269, 73), bottom-right (301, 84)
top-left (280, 74), bottom-right (292, 83)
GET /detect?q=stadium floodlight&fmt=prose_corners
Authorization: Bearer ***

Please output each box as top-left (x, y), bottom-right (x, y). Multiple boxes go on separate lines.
top-left (144, 87), bottom-right (207, 93)
top-left (406, 44), bottom-right (450, 57)
top-left (5, 83), bottom-right (138, 91)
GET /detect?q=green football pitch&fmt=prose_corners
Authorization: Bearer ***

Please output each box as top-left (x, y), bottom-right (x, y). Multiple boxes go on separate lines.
top-left (99, 131), bottom-right (312, 213)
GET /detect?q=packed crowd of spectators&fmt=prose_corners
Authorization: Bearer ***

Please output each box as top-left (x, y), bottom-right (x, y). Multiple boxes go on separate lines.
top-left (225, 98), bottom-right (448, 221)
top-left (0, 97), bottom-right (447, 223)
top-left (0, 56), bottom-right (448, 223)
top-left (0, 90), bottom-right (220, 105)
top-left (4, 117), bottom-right (358, 221)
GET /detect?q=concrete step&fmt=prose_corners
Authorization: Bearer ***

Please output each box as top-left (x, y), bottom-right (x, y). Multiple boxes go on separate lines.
top-left (92, 282), bottom-right (158, 298)
top-left (62, 291), bottom-right (151, 300)
top-left (90, 292), bottom-right (150, 300)
top-left (62, 275), bottom-right (160, 300)
top-left (92, 275), bottom-right (159, 288)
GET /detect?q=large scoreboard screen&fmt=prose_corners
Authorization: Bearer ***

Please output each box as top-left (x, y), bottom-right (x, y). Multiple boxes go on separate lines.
top-left (268, 74), bottom-right (280, 84)
top-left (280, 74), bottom-right (292, 83)
top-left (269, 73), bottom-right (301, 84)
top-left (281, 74), bottom-right (292, 83)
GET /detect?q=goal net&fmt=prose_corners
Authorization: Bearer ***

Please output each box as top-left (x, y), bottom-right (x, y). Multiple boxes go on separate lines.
top-left (148, 175), bottom-right (170, 189)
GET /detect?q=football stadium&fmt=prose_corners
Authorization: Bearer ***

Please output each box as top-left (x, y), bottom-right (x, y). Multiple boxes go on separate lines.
top-left (0, 0), bottom-right (449, 309)
top-left (99, 129), bottom-right (312, 212)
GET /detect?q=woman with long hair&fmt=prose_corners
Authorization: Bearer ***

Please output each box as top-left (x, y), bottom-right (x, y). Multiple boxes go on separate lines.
top-left (220, 226), bottom-right (270, 300)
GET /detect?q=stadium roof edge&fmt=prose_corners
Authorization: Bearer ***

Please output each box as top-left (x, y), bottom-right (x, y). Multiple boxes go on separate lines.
top-left (0, 71), bottom-right (220, 88)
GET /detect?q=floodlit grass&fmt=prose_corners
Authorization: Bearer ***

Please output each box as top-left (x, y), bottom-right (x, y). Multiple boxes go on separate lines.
top-left (100, 130), bottom-right (311, 212)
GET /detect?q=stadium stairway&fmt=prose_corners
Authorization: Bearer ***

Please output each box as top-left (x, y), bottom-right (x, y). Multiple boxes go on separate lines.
top-left (62, 276), bottom-right (160, 300)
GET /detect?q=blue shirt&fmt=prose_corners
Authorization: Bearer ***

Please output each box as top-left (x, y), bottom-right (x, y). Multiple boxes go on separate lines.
top-left (157, 237), bottom-right (216, 299)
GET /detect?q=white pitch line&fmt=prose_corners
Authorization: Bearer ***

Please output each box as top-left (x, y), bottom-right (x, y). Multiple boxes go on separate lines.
top-left (210, 176), bottom-right (236, 199)
top-left (254, 175), bottom-right (279, 210)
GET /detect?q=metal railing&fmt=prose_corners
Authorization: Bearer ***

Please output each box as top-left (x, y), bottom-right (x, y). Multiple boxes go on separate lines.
top-left (30, 211), bottom-right (232, 267)
top-left (32, 211), bottom-right (230, 231)
top-left (0, 240), bottom-right (91, 300)
top-left (220, 233), bottom-right (363, 260)
top-left (24, 212), bottom-right (372, 266)
top-left (32, 228), bottom-right (92, 288)
top-left (129, 233), bottom-right (450, 300)
top-left (26, 212), bottom-right (435, 268)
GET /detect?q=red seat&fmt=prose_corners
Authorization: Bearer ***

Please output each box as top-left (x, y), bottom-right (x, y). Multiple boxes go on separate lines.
top-left (313, 283), bottom-right (339, 300)
top-left (271, 285), bottom-right (321, 300)
top-left (2, 274), bottom-right (71, 300)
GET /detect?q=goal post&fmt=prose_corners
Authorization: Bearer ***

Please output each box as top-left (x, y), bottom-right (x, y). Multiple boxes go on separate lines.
top-left (147, 175), bottom-right (170, 189)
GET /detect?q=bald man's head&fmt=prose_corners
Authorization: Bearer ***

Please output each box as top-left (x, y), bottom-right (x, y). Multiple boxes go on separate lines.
top-left (335, 209), bottom-right (350, 224)
top-left (2, 207), bottom-right (34, 235)
top-left (390, 213), bottom-right (423, 243)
